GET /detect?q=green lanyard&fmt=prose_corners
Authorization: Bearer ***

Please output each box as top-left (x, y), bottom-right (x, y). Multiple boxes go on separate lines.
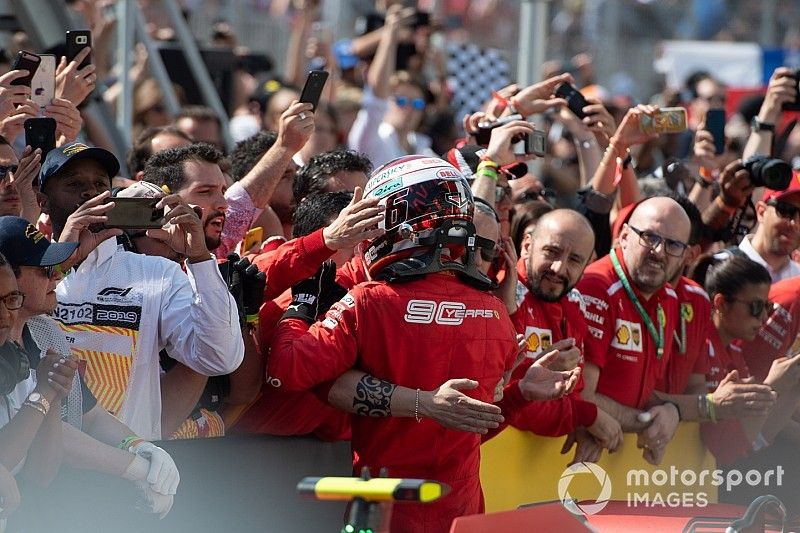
top-left (611, 252), bottom-right (665, 359)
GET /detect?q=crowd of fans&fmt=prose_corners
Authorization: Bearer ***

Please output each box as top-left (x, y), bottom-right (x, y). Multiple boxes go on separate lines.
top-left (3, 0), bottom-right (800, 532)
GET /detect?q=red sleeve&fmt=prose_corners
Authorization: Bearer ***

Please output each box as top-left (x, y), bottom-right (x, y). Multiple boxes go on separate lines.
top-left (576, 275), bottom-right (614, 369)
top-left (268, 289), bottom-right (360, 392)
top-left (700, 420), bottom-right (752, 465)
top-left (254, 228), bottom-right (335, 300)
top-left (507, 390), bottom-right (597, 437)
top-left (336, 255), bottom-right (368, 290)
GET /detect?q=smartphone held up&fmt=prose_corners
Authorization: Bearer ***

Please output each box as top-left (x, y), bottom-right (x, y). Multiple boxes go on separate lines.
top-left (103, 198), bottom-right (165, 230)
top-left (639, 107), bottom-right (688, 135)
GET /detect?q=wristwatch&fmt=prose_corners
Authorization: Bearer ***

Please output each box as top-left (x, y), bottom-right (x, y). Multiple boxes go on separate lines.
top-left (750, 117), bottom-right (775, 133)
top-left (24, 392), bottom-right (50, 416)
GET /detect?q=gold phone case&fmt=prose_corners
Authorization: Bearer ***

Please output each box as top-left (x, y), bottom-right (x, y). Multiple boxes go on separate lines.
top-left (640, 107), bottom-right (688, 134)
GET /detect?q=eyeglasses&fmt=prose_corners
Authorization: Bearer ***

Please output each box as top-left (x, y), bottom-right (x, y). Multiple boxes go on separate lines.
top-left (0, 165), bottom-right (18, 180)
top-left (767, 199), bottom-right (800, 221)
top-left (727, 298), bottom-right (774, 318)
top-left (627, 225), bottom-right (688, 257)
top-left (394, 96), bottom-right (425, 110)
top-left (0, 291), bottom-right (24, 310)
top-left (494, 184), bottom-right (511, 203)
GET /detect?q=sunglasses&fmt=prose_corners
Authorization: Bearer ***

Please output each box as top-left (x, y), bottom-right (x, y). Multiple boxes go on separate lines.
top-left (627, 224), bottom-right (688, 257)
top-left (767, 199), bottom-right (800, 221)
top-left (0, 165), bottom-right (18, 180)
top-left (394, 96), bottom-right (425, 110)
top-left (479, 243), bottom-right (500, 263)
top-left (727, 298), bottom-right (775, 318)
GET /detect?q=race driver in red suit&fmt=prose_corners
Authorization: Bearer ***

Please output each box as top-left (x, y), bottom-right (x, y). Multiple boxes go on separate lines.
top-left (268, 155), bottom-right (579, 533)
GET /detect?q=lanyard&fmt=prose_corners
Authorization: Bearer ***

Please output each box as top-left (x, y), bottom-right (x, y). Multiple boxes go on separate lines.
top-left (611, 252), bottom-right (665, 359)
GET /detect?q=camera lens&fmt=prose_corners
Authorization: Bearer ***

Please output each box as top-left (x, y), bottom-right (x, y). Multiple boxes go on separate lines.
top-left (744, 155), bottom-right (792, 190)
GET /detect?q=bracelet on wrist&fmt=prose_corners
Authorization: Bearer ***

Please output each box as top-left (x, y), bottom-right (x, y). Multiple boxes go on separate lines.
top-left (705, 393), bottom-right (717, 423)
top-left (414, 389), bottom-right (422, 423)
top-left (478, 156), bottom-right (499, 168)
top-left (118, 435), bottom-right (145, 451)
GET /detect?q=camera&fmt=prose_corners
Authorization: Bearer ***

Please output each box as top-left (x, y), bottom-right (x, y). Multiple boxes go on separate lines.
top-left (475, 114), bottom-right (523, 146)
top-left (743, 155), bottom-right (792, 190)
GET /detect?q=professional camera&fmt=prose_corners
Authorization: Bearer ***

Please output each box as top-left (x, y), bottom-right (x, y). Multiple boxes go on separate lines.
top-left (743, 155), bottom-right (792, 190)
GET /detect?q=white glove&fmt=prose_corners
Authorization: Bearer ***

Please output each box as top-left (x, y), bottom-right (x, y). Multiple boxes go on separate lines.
top-left (134, 479), bottom-right (174, 519)
top-left (130, 442), bottom-right (180, 496)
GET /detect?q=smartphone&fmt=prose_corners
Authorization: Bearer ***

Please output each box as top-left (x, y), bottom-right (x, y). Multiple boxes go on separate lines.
top-left (475, 113), bottom-right (524, 146)
top-left (705, 108), bottom-right (726, 155)
top-left (24, 118), bottom-right (57, 156)
top-left (66, 30), bottom-right (92, 70)
top-left (554, 82), bottom-right (590, 120)
top-left (524, 130), bottom-right (547, 157)
top-left (104, 198), bottom-right (165, 230)
top-left (783, 69), bottom-right (800, 112)
top-left (10, 51), bottom-right (41, 86)
top-left (241, 226), bottom-right (263, 253)
top-left (299, 70), bottom-right (329, 112)
top-left (30, 54), bottom-right (55, 114)
top-left (640, 107), bottom-right (688, 134)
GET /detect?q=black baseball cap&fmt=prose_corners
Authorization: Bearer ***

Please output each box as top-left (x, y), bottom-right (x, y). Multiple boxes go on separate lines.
top-left (39, 142), bottom-right (120, 190)
top-left (0, 216), bottom-right (78, 267)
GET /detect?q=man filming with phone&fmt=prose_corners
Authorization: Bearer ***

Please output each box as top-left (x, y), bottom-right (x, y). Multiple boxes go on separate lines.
top-left (36, 141), bottom-right (244, 440)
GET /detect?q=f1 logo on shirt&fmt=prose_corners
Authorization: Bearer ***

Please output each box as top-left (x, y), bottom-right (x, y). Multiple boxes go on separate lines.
top-left (611, 319), bottom-right (643, 352)
top-left (404, 299), bottom-right (499, 325)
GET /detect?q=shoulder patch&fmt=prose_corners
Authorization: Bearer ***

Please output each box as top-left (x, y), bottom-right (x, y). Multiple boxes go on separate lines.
top-left (607, 280), bottom-right (623, 297)
top-left (683, 283), bottom-right (710, 301)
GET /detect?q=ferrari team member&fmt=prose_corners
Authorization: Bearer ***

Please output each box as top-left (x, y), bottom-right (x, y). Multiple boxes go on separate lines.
top-left (268, 156), bottom-right (577, 533)
top-left (578, 196), bottom-right (689, 465)
top-left (496, 209), bottom-right (622, 453)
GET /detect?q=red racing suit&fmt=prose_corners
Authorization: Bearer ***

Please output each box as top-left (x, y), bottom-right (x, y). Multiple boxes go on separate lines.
top-left (269, 273), bottom-right (519, 533)
top-left (577, 249), bottom-right (679, 408)
top-left (700, 326), bottom-right (753, 464)
top-left (739, 277), bottom-right (800, 382)
top-left (502, 275), bottom-right (597, 435)
top-left (657, 277), bottom-right (712, 394)
top-left (229, 228), bottom-right (365, 438)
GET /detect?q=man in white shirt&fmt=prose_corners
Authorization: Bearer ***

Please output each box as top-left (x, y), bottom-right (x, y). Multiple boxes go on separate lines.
top-left (738, 176), bottom-right (800, 282)
top-left (36, 142), bottom-right (244, 439)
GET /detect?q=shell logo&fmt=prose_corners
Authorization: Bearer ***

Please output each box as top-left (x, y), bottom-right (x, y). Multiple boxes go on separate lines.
top-left (615, 324), bottom-right (630, 345)
top-left (526, 333), bottom-right (540, 352)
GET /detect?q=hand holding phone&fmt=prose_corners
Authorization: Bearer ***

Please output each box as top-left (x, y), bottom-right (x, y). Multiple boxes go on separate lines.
top-left (104, 197), bottom-right (165, 229)
top-left (555, 82), bottom-right (590, 120)
top-left (299, 70), bottom-right (329, 112)
top-left (30, 55), bottom-right (55, 114)
top-left (10, 51), bottom-right (41, 87)
top-left (639, 107), bottom-right (688, 134)
top-left (66, 30), bottom-right (92, 70)
top-left (705, 108), bottom-right (726, 155)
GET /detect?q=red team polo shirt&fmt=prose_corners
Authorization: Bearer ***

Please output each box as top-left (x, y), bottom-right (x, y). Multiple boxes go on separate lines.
top-left (658, 277), bottom-right (712, 394)
top-left (700, 325), bottom-right (752, 464)
top-left (578, 249), bottom-right (679, 408)
top-left (501, 272), bottom-right (597, 435)
top-left (739, 277), bottom-right (800, 382)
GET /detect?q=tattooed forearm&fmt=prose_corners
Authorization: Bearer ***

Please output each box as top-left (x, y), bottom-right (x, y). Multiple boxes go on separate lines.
top-left (353, 375), bottom-right (396, 417)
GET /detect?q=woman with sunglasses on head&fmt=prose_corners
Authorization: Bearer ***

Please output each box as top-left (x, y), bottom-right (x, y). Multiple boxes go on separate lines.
top-left (691, 253), bottom-right (800, 468)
